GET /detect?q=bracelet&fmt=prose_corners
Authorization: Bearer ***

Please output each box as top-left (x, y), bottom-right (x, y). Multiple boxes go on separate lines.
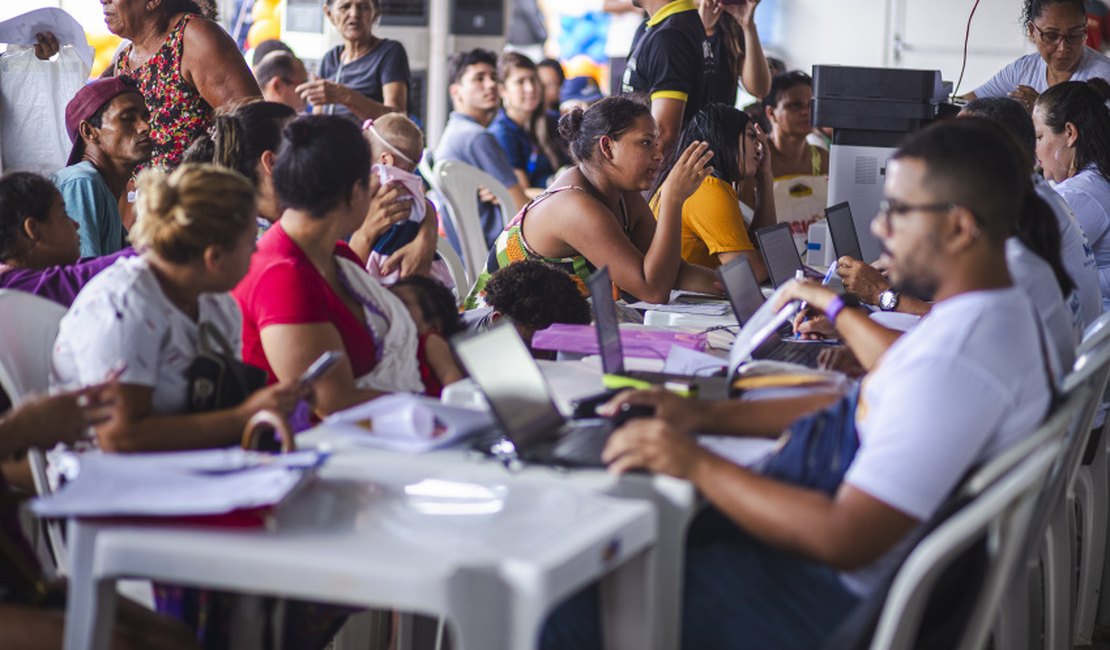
top-left (825, 294), bottom-right (860, 325)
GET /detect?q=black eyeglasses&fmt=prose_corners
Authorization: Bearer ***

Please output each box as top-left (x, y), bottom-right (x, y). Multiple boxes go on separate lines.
top-left (876, 198), bottom-right (956, 232)
top-left (1031, 22), bottom-right (1088, 47)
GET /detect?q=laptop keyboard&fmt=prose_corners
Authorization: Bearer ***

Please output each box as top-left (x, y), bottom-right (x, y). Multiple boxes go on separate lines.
top-left (768, 341), bottom-right (825, 367)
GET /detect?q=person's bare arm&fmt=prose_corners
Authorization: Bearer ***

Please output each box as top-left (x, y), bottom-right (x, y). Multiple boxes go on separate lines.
top-left (181, 17), bottom-right (261, 109)
top-left (604, 420), bottom-right (919, 569)
top-left (348, 176), bottom-right (411, 262)
top-left (558, 142), bottom-right (713, 302)
top-left (506, 183), bottom-right (529, 212)
top-left (674, 260), bottom-right (723, 295)
top-left (747, 127), bottom-right (777, 234)
top-left (260, 323), bottom-right (381, 415)
top-left (651, 97), bottom-right (686, 162)
top-left (381, 199), bottom-right (438, 278)
top-left (716, 249), bottom-right (768, 282)
top-left (603, 0), bottom-right (639, 13)
top-left (298, 80), bottom-right (407, 121)
top-left (95, 382), bottom-right (301, 453)
top-left (726, 1), bottom-right (771, 98)
top-left (779, 280), bottom-right (905, 370)
top-left (424, 334), bottom-right (465, 387)
top-left (838, 256), bottom-right (931, 316)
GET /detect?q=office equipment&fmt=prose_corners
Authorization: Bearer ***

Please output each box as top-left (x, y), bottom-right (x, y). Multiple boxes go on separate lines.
top-left (826, 201), bottom-right (865, 261)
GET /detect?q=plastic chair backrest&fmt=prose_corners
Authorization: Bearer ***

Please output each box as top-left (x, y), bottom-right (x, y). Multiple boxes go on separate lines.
top-left (1079, 311), bottom-right (1110, 356)
top-left (0, 290), bottom-right (66, 406)
top-left (869, 439), bottom-right (1060, 650)
top-left (433, 159), bottom-right (516, 281)
top-left (435, 236), bottom-right (470, 305)
top-left (0, 290), bottom-right (69, 572)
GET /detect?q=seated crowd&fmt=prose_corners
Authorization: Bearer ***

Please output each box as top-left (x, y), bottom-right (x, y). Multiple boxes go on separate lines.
top-left (2, 0), bottom-right (1110, 647)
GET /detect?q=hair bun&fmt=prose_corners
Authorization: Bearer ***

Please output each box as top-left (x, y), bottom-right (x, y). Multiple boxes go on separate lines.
top-left (557, 108), bottom-right (585, 143)
top-left (1088, 77), bottom-right (1110, 103)
top-left (284, 119), bottom-right (313, 146)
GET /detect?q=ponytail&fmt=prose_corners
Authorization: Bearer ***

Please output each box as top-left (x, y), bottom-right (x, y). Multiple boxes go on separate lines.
top-left (1014, 182), bottom-right (1075, 296)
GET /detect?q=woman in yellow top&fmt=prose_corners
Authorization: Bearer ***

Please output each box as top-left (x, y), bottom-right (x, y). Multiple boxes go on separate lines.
top-left (650, 103), bottom-right (774, 280)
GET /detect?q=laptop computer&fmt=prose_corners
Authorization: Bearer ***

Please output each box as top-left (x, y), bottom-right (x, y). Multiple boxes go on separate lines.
top-left (754, 222), bottom-right (824, 288)
top-left (452, 323), bottom-right (616, 467)
top-left (825, 201), bottom-right (864, 261)
top-left (718, 256), bottom-right (835, 367)
top-left (587, 267), bottom-right (731, 399)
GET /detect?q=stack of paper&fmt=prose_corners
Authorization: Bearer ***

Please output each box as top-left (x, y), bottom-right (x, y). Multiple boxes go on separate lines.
top-left (32, 449), bottom-right (320, 519)
top-left (320, 394), bottom-right (494, 454)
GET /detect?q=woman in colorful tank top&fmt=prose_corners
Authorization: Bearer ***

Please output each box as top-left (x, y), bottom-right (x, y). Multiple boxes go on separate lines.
top-left (464, 96), bottom-right (721, 310)
top-left (104, 0), bottom-right (260, 170)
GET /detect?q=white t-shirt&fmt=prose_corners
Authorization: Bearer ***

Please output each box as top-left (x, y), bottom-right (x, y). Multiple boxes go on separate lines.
top-left (1034, 173), bottom-right (1100, 333)
top-left (975, 47), bottom-right (1110, 98)
top-left (1006, 237), bottom-right (1077, 381)
top-left (1054, 167), bottom-right (1110, 311)
top-left (51, 256), bottom-right (243, 415)
top-left (840, 287), bottom-right (1050, 596)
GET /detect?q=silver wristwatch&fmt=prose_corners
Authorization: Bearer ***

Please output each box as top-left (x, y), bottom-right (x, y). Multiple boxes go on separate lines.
top-left (878, 289), bottom-right (901, 311)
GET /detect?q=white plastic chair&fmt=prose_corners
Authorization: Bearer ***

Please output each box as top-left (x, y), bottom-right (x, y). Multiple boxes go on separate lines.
top-left (869, 438), bottom-right (1062, 650)
top-left (0, 289), bottom-right (68, 571)
top-left (433, 159), bottom-right (517, 283)
top-left (1071, 311), bottom-right (1110, 645)
top-left (436, 235), bottom-right (470, 305)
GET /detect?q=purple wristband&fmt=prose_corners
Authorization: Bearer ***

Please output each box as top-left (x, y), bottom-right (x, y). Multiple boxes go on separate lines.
top-left (825, 295), bottom-right (846, 325)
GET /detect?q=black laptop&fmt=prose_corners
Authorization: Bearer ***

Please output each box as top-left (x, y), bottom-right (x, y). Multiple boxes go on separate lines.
top-left (587, 267), bottom-right (731, 399)
top-left (825, 201), bottom-right (864, 261)
top-left (718, 256), bottom-right (835, 367)
top-left (754, 222), bottom-right (824, 288)
top-left (452, 323), bottom-right (615, 467)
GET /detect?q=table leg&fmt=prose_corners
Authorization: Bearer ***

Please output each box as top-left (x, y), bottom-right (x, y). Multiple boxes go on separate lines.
top-left (447, 568), bottom-right (511, 650)
top-left (64, 521), bottom-right (118, 650)
top-left (601, 547), bottom-right (655, 650)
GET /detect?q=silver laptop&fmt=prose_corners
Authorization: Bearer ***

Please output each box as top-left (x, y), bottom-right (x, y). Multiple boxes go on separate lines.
top-left (754, 222), bottom-right (824, 288)
top-left (825, 201), bottom-right (864, 261)
top-left (719, 256), bottom-right (835, 368)
top-left (452, 323), bottom-right (614, 467)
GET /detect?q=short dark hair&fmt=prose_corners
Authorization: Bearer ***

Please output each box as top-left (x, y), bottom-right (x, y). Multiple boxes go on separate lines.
top-left (1022, 0), bottom-right (1085, 26)
top-left (251, 39), bottom-right (293, 67)
top-left (537, 58), bottom-right (566, 84)
top-left (391, 276), bottom-right (465, 337)
top-left (1035, 79), bottom-right (1110, 181)
top-left (556, 95), bottom-right (652, 164)
top-left (484, 261), bottom-right (591, 330)
top-left (650, 103), bottom-right (751, 198)
top-left (182, 101), bottom-right (296, 186)
top-left (0, 172), bottom-right (56, 261)
top-left (447, 49), bottom-right (498, 86)
top-left (272, 115), bottom-right (370, 218)
top-left (765, 71), bottom-right (812, 109)
top-left (961, 97), bottom-right (1036, 169)
top-left (254, 51), bottom-right (302, 89)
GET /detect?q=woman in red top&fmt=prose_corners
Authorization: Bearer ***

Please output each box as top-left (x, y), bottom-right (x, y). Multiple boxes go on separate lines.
top-left (234, 116), bottom-right (424, 416)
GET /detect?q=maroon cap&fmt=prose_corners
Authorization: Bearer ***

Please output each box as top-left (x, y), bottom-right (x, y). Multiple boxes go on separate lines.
top-left (64, 76), bottom-right (141, 166)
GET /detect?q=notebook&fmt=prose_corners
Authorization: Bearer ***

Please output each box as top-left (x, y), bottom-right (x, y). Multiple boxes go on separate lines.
top-left (451, 323), bottom-right (615, 467)
top-left (754, 222), bottom-right (826, 288)
top-left (826, 201), bottom-right (864, 261)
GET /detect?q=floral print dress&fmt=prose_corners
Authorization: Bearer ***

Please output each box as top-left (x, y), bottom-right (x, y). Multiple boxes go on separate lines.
top-left (117, 13), bottom-right (214, 170)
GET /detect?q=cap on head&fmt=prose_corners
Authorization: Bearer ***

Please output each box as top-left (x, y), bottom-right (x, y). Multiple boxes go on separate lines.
top-left (64, 76), bottom-right (142, 166)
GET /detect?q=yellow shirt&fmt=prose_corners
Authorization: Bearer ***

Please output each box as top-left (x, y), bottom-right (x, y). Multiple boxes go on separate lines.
top-left (653, 175), bottom-right (755, 269)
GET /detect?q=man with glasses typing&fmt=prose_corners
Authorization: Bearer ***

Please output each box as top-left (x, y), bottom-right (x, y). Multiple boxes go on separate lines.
top-left (966, 0), bottom-right (1110, 110)
top-left (541, 119), bottom-right (1054, 649)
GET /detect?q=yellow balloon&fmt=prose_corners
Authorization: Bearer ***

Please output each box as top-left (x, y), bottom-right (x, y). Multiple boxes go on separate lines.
top-left (251, 0), bottom-right (281, 23)
top-left (247, 18), bottom-right (281, 50)
top-left (565, 55), bottom-right (602, 85)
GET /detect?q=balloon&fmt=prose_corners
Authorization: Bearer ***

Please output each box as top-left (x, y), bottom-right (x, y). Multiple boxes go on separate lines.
top-left (247, 18), bottom-right (281, 50)
top-left (564, 55), bottom-right (602, 86)
top-left (251, 0), bottom-right (281, 23)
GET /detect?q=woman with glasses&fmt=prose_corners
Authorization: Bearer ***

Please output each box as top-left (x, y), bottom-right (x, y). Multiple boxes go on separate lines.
top-left (966, 0), bottom-right (1110, 110)
top-left (296, 0), bottom-right (410, 121)
top-left (1033, 79), bottom-right (1110, 310)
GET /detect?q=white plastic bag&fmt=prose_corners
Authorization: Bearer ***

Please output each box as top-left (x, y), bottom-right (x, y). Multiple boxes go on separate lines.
top-left (0, 45), bottom-right (89, 175)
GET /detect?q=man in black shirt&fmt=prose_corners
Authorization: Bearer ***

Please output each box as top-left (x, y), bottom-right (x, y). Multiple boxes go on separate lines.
top-left (621, 0), bottom-right (716, 158)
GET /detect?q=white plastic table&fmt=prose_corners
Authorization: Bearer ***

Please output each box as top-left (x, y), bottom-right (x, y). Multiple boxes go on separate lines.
top-left (62, 461), bottom-right (657, 650)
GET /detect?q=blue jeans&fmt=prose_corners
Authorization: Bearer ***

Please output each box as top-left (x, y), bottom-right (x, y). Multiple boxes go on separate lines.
top-left (540, 508), bottom-right (860, 650)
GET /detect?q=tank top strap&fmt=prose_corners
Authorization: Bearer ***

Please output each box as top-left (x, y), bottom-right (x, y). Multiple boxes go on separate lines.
top-left (809, 144), bottom-right (823, 176)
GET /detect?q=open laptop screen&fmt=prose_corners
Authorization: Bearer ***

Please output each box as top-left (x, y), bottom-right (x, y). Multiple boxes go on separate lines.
top-left (718, 256), bottom-right (766, 325)
top-left (586, 267), bottom-right (625, 375)
top-left (452, 324), bottom-right (565, 446)
top-left (826, 201), bottom-right (863, 261)
top-left (754, 222), bottom-right (804, 288)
